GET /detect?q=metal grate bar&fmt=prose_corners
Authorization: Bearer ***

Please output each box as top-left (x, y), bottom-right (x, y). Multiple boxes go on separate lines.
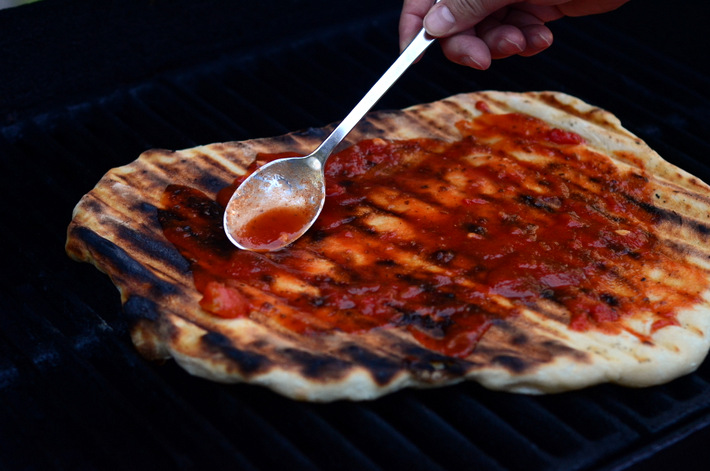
top-left (372, 392), bottom-right (507, 470)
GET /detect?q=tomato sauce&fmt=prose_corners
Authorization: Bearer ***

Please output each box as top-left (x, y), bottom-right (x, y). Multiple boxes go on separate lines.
top-left (233, 206), bottom-right (313, 252)
top-left (158, 109), bottom-right (706, 357)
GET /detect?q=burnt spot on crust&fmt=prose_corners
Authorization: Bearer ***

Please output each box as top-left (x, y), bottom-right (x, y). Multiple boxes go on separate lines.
top-left (634, 197), bottom-right (710, 238)
top-left (430, 249), bottom-right (456, 265)
top-left (308, 229), bottom-right (328, 242)
top-left (396, 310), bottom-right (453, 338)
top-left (80, 198), bottom-right (104, 215)
top-left (600, 293), bottom-right (620, 307)
top-left (401, 344), bottom-right (469, 378)
top-left (354, 118), bottom-right (390, 139)
top-left (375, 259), bottom-right (397, 267)
top-left (294, 126), bottom-right (330, 140)
top-left (464, 222), bottom-right (487, 236)
top-left (492, 355), bottom-right (529, 374)
top-left (115, 224), bottom-right (191, 275)
top-left (518, 194), bottom-right (562, 212)
top-left (635, 199), bottom-right (683, 225)
top-left (201, 331), bottom-right (270, 375)
top-left (541, 340), bottom-right (590, 362)
top-left (279, 348), bottom-right (351, 381)
top-left (196, 174), bottom-right (230, 194)
top-left (124, 295), bottom-right (160, 322)
top-left (338, 344), bottom-right (401, 386)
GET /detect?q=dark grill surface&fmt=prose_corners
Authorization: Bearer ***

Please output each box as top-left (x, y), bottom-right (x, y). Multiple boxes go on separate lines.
top-left (2, 0), bottom-right (710, 470)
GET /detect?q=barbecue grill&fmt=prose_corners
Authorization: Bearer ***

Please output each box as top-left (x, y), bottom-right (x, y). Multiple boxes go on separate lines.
top-left (2, 0), bottom-right (710, 469)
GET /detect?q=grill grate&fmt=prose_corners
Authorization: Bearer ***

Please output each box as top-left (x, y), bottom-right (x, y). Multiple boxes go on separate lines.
top-left (2, 0), bottom-right (710, 470)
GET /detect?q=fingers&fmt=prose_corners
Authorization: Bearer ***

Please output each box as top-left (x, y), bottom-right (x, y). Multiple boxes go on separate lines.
top-left (517, 24), bottom-right (553, 57)
top-left (548, 0), bottom-right (630, 17)
top-left (476, 18), bottom-right (553, 60)
top-left (477, 23), bottom-right (526, 59)
top-left (399, 0), bottom-right (558, 69)
top-left (439, 31), bottom-right (493, 69)
top-left (437, 25), bottom-right (552, 68)
top-left (399, 0), bottom-right (436, 51)
top-left (424, 0), bottom-right (517, 37)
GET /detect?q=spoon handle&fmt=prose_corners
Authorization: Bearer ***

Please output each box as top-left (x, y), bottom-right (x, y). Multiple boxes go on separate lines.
top-left (311, 22), bottom-right (437, 163)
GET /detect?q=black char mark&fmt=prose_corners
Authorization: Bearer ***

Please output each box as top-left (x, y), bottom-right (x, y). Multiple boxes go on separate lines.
top-left (201, 331), bottom-right (270, 375)
top-left (196, 174), bottom-right (230, 194)
top-left (519, 194), bottom-right (557, 212)
top-left (401, 344), bottom-right (469, 378)
top-left (430, 249), bottom-right (456, 265)
top-left (635, 197), bottom-right (710, 236)
top-left (123, 295), bottom-right (161, 322)
top-left (397, 310), bottom-right (453, 338)
top-left (116, 222), bottom-right (191, 275)
top-left (73, 227), bottom-right (180, 297)
top-left (339, 344), bottom-right (401, 386)
top-left (280, 348), bottom-right (352, 381)
top-left (492, 355), bottom-right (529, 374)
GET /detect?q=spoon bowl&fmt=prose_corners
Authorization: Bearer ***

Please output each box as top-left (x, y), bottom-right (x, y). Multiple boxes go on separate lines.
top-left (223, 12), bottom-right (438, 251)
top-left (223, 155), bottom-right (325, 251)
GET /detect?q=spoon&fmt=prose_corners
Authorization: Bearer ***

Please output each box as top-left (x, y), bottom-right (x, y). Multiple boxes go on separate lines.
top-left (223, 15), bottom-right (438, 252)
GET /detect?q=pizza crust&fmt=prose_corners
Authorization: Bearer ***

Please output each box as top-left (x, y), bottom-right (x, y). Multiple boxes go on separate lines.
top-left (66, 91), bottom-right (710, 401)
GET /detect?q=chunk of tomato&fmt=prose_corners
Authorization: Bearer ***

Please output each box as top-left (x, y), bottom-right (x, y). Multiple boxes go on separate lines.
top-left (199, 281), bottom-right (250, 318)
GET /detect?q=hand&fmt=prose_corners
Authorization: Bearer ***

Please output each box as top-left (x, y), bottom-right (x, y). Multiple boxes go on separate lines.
top-left (399, 0), bottom-right (630, 69)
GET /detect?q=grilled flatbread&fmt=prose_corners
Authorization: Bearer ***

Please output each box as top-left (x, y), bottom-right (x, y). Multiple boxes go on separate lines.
top-left (66, 91), bottom-right (710, 401)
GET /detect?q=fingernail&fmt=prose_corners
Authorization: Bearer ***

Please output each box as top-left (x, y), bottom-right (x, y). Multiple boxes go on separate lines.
top-left (533, 32), bottom-right (553, 48)
top-left (462, 55), bottom-right (485, 70)
top-left (424, 4), bottom-right (456, 36)
top-left (499, 38), bottom-right (524, 54)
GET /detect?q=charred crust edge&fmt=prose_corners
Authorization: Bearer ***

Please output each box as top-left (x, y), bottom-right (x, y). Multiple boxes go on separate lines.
top-left (124, 295), bottom-right (161, 322)
top-left (338, 344), bottom-right (402, 386)
top-left (71, 226), bottom-right (180, 297)
top-left (279, 348), bottom-right (352, 382)
top-left (200, 331), bottom-right (271, 375)
top-left (400, 344), bottom-right (469, 378)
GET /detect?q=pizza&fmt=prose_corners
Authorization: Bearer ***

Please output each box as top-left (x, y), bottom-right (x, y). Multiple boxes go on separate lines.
top-left (66, 91), bottom-right (710, 401)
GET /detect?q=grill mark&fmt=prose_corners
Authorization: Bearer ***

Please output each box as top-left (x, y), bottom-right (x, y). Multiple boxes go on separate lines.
top-left (323, 218), bottom-right (429, 274)
top-left (338, 344), bottom-right (401, 386)
top-left (71, 226), bottom-right (181, 296)
top-left (439, 99), bottom-right (477, 122)
top-left (116, 223), bottom-right (192, 276)
top-left (123, 295), bottom-right (161, 322)
top-left (236, 275), bottom-right (333, 328)
top-left (394, 307), bottom-right (454, 338)
top-left (365, 186), bottom-right (451, 222)
top-left (279, 348), bottom-right (351, 381)
top-left (518, 194), bottom-right (558, 212)
top-left (632, 196), bottom-right (710, 238)
top-left (660, 239), bottom-right (710, 269)
top-left (201, 331), bottom-right (270, 375)
top-left (181, 153), bottom-right (235, 190)
top-left (537, 92), bottom-right (614, 129)
top-left (400, 344), bottom-right (469, 377)
top-left (492, 355), bottom-right (529, 373)
top-left (196, 173), bottom-right (231, 194)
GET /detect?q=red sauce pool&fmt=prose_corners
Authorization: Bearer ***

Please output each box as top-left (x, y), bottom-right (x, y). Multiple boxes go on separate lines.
top-left (233, 206), bottom-right (313, 252)
top-left (158, 109), bottom-right (706, 357)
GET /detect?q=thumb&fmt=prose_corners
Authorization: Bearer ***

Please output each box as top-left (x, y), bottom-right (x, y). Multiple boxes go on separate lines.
top-left (423, 0), bottom-right (516, 37)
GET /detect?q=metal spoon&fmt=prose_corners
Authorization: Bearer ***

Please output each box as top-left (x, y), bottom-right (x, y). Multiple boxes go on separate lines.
top-left (223, 17), bottom-right (438, 252)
